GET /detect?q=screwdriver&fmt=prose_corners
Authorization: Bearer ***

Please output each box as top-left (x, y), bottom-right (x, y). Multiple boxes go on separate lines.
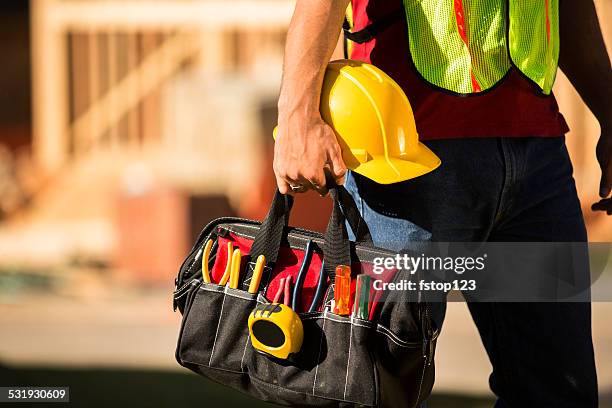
top-left (352, 274), bottom-right (371, 320)
top-left (248, 254), bottom-right (266, 294)
top-left (333, 265), bottom-right (351, 315)
top-left (229, 248), bottom-right (242, 289)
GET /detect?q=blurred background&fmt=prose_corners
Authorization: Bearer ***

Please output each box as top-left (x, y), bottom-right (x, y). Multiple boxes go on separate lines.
top-left (0, 0), bottom-right (610, 406)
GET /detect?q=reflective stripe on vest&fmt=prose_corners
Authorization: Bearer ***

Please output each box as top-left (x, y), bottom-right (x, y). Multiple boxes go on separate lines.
top-left (403, 0), bottom-right (559, 95)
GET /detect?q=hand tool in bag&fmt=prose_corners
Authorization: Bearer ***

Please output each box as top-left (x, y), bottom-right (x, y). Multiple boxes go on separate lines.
top-left (176, 184), bottom-right (437, 406)
top-left (229, 248), bottom-right (242, 289)
top-left (201, 239), bottom-right (213, 283)
top-left (248, 275), bottom-right (304, 360)
top-left (283, 275), bottom-right (291, 306)
top-left (268, 276), bottom-right (292, 305)
top-left (308, 261), bottom-right (327, 313)
top-left (352, 274), bottom-right (372, 320)
top-left (291, 240), bottom-right (314, 311)
top-left (272, 277), bottom-right (286, 303)
top-left (218, 241), bottom-right (233, 286)
top-left (248, 302), bottom-right (303, 360)
top-left (247, 254), bottom-right (266, 294)
top-left (290, 241), bottom-right (328, 313)
top-left (333, 265), bottom-right (352, 315)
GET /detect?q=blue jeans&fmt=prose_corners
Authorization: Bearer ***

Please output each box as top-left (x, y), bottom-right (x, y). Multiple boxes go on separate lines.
top-left (344, 137), bottom-right (598, 407)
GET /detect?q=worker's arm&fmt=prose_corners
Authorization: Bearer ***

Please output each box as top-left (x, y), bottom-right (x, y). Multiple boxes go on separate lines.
top-left (274, 0), bottom-right (349, 195)
top-left (558, 0), bottom-right (612, 214)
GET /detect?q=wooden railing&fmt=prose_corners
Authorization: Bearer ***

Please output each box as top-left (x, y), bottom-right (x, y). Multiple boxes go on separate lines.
top-left (30, 0), bottom-right (293, 174)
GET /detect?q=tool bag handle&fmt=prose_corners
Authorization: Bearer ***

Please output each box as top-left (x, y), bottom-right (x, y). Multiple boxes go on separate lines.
top-left (248, 180), bottom-right (372, 281)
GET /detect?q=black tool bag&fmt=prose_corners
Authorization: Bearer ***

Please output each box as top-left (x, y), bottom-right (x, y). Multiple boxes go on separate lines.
top-left (173, 185), bottom-right (437, 407)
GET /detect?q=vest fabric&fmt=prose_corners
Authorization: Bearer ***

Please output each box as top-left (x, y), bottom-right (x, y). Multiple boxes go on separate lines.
top-left (346, 0), bottom-right (569, 140)
top-left (402, 0), bottom-right (559, 95)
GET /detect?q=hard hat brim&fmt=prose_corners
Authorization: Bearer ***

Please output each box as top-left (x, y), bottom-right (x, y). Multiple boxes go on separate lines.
top-left (350, 142), bottom-right (441, 185)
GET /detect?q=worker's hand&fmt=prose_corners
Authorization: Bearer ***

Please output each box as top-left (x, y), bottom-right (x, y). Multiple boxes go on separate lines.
top-left (592, 125), bottom-right (612, 215)
top-left (273, 115), bottom-right (346, 195)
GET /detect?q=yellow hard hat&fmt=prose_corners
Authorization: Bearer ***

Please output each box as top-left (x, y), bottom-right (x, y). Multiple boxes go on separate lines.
top-left (319, 60), bottom-right (440, 184)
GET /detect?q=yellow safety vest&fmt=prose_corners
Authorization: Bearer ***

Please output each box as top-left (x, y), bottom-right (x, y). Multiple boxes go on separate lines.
top-left (345, 0), bottom-right (559, 95)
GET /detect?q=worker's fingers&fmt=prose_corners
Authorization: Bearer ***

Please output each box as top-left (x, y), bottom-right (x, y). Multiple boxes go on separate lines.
top-left (599, 157), bottom-right (612, 198)
top-left (273, 157), bottom-right (300, 194)
top-left (596, 134), bottom-right (612, 198)
top-left (326, 140), bottom-right (347, 186)
top-left (304, 167), bottom-right (328, 196)
top-left (275, 173), bottom-right (291, 195)
top-left (591, 198), bottom-right (612, 215)
top-left (273, 144), bottom-right (310, 194)
top-left (273, 119), bottom-right (344, 196)
top-left (599, 167), bottom-right (612, 199)
top-left (282, 172), bottom-right (312, 195)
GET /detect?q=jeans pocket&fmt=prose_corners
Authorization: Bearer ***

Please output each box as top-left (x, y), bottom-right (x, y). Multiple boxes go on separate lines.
top-left (344, 172), bottom-right (432, 250)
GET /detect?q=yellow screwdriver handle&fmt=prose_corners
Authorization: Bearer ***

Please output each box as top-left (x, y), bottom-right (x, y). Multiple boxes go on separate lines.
top-left (229, 248), bottom-right (242, 289)
top-left (248, 255), bottom-right (266, 294)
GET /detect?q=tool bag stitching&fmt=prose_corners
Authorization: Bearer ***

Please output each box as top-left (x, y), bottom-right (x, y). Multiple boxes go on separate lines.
top-left (178, 276), bottom-right (426, 401)
top-left (242, 262), bottom-right (256, 287)
top-left (199, 284), bottom-right (225, 294)
top-left (221, 225), bottom-right (391, 258)
top-left (175, 279), bottom-right (196, 295)
top-left (415, 350), bottom-right (427, 403)
top-left (175, 189), bottom-right (435, 407)
top-left (375, 324), bottom-right (421, 347)
top-left (298, 311), bottom-right (329, 319)
top-left (176, 213), bottom-right (389, 291)
top-left (372, 347), bottom-right (379, 407)
top-left (225, 228), bottom-right (316, 251)
top-left (175, 217), bottom-right (250, 290)
top-left (208, 290), bottom-right (227, 366)
top-left (184, 250), bottom-right (199, 275)
top-left (312, 313), bottom-right (327, 396)
top-left (239, 335), bottom-right (250, 372)
top-left (181, 359), bottom-right (245, 374)
top-left (182, 281), bottom-right (202, 316)
top-left (183, 232), bottom-right (213, 276)
top-left (249, 373), bottom-right (372, 406)
top-left (343, 321), bottom-right (354, 400)
top-left (300, 312), bottom-right (374, 329)
top-left (224, 286), bottom-right (258, 300)
top-left (174, 280), bottom-right (203, 367)
top-left (301, 314), bottom-right (372, 329)
top-left (200, 284), bottom-right (259, 301)
top-left (181, 249), bottom-right (199, 279)
top-left (185, 278), bottom-right (421, 348)
top-left (249, 375), bottom-right (327, 398)
top-left (174, 287), bottom-right (194, 300)
top-left (187, 281), bottom-right (419, 379)
top-left (301, 313), bottom-right (419, 348)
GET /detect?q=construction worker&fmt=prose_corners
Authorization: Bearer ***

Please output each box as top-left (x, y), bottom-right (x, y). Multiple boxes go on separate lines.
top-left (273, 1), bottom-right (610, 407)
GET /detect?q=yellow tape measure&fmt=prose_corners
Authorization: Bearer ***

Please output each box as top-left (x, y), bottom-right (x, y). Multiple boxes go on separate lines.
top-left (248, 303), bottom-right (303, 360)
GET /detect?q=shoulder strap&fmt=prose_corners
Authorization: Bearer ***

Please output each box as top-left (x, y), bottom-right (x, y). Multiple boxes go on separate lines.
top-left (342, 7), bottom-right (405, 45)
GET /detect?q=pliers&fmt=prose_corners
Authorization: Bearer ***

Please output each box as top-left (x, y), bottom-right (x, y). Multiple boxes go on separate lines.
top-left (291, 240), bottom-right (328, 313)
top-left (201, 239), bottom-right (215, 283)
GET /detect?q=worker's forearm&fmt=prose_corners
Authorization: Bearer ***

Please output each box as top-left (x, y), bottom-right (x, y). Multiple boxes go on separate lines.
top-left (278, 0), bottom-right (349, 122)
top-left (559, 0), bottom-right (612, 126)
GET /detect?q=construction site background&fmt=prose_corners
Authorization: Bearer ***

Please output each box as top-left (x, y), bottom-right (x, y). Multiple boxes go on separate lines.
top-left (0, 1), bottom-right (611, 407)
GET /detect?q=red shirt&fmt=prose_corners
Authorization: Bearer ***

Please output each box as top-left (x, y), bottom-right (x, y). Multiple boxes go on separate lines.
top-left (349, 0), bottom-right (569, 140)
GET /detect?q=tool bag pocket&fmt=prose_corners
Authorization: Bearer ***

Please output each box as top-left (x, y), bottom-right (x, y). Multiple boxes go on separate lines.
top-left (178, 283), bottom-right (257, 374)
top-left (174, 185), bottom-right (436, 407)
top-left (245, 311), bottom-right (378, 406)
